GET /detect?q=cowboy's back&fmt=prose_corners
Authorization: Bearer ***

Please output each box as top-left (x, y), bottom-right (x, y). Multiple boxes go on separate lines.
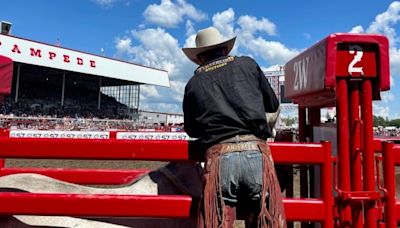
top-left (182, 27), bottom-right (286, 228)
top-left (183, 55), bottom-right (279, 147)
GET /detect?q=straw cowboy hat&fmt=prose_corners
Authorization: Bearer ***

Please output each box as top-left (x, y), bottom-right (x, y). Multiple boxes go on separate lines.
top-left (182, 27), bottom-right (236, 65)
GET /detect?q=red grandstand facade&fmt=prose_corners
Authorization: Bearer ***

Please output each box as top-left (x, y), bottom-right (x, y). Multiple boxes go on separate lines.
top-left (0, 55), bottom-right (12, 99)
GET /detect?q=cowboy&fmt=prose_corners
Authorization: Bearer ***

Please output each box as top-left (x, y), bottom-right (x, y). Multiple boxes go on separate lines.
top-left (182, 27), bottom-right (287, 228)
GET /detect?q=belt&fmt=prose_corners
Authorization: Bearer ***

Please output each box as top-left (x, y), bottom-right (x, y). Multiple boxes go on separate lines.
top-left (207, 135), bottom-right (263, 155)
top-left (214, 141), bottom-right (260, 154)
top-left (218, 134), bottom-right (261, 143)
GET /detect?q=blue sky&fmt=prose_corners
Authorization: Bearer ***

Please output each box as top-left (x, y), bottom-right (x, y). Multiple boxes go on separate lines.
top-left (2, 0), bottom-right (400, 119)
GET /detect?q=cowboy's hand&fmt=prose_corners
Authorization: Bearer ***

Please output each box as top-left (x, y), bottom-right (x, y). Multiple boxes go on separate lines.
top-left (266, 106), bottom-right (281, 140)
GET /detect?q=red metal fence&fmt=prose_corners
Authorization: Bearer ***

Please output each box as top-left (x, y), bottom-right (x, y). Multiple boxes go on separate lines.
top-left (0, 138), bottom-right (334, 224)
top-left (382, 142), bottom-right (400, 228)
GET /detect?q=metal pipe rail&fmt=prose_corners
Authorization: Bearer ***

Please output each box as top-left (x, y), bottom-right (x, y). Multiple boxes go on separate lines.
top-left (0, 138), bottom-right (327, 162)
top-left (382, 142), bottom-right (400, 228)
top-left (0, 138), bottom-right (333, 224)
top-left (0, 193), bottom-right (193, 218)
top-left (0, 168), bottom-right (150, 185)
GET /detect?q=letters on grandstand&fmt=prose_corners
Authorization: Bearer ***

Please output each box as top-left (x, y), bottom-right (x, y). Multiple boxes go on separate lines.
top-left (9, 130), bottom-right (194, 141)
top-left (0, 34), bottom-right (170, 87)
top-left (116, 132), bottom-right (193, 141)
top-left (10, 130), bottom-right (109, 139)
top-left (9, 44), bottom-right (96, 68)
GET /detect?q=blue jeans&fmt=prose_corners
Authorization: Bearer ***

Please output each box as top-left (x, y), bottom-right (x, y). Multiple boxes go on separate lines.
top-left (219, 150), bottom-right (263, 204)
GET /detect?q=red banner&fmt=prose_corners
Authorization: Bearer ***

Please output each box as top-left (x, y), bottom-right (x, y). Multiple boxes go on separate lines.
top-left (0, 55), bottom-right (13, 98)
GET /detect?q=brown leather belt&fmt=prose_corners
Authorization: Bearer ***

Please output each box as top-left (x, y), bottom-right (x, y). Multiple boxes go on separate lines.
top-left (207, 134), bottom-right (263, 155)
top-left (219, 134), bottom-right (260, 143)
top-left (215, 142), bottom-right (260, 154)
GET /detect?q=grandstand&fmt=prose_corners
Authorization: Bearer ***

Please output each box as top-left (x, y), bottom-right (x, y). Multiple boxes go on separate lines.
top-left (0, 32), bottom-right (169, 126)
top-left (264, 68), bottom-right (297, 113)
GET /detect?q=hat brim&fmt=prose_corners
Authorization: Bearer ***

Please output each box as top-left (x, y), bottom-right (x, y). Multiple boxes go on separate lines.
top-left (182, 37), bottom-right (236, 65)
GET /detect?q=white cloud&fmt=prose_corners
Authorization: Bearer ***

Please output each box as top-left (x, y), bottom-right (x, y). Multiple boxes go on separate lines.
top-left (139, 102), bottom-right (182, 113)
top-left (390, 47), bottom-right (400, 78)
top-left (92, 0), bottom-right (128, 8)
top-left (391, 75), bottom-right (396, 86)
top-left (140, 85), bottom-right (160, 98)
top-left (373, 91), bottom-right (396, 118)
top-left (211, 8), bottom-right (236, 39)
top-left (115, 27), bottom-right (195, 112)
top-left (367, 2), bottom-right (400, 119)
top-left (117, 28), bottom-right (184, 73)
top-left (185, 20), bottom-right (195, 36)
top-left (115, 38), bottom-right (132, 53)
top-left (183, 33), bottom-right (196, 48)
top-left (262, 64), bottom-right (283, 72)
top-left (373, 102), bottom-right (390, 118)
top-left (374, 91), bottom-right (394, 118)
top-left (349, 25), bottom-right (364, 34)
top-left (210, 8), bottom-right (298, 65)
top-left (245, 38), bottom-right (299, 65)
top-left (381, 91), bottom-right (395, 104)
top-left (143, 0), bottom-right (207, 28)
top-left (169, 80), bottom-right (187, 101)
top-left (366, 1), bottom-right (400, 44)
top-left (364, 2), bottom-right (400, 79)
top-left (351, 2), bottom-right (400, 43)
top-left (237, 15), bottom-right (277, 36)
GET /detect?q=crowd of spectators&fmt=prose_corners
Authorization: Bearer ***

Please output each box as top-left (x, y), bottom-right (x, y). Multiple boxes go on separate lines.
top-left (0, 81), bottom-right (132, 120)
top-left (373, 126), bottom-right (400, 138)
top-left (0, 115), bottom-right (184, 132)
top-left (0, 80), bottom-right (186, 132)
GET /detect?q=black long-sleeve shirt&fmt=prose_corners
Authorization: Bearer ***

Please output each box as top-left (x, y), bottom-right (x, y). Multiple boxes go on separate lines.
top-left (183, 56), bottom-right (279, 148)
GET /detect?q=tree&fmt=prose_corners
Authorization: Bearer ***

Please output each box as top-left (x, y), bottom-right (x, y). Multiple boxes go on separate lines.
top-left (281, 117), bottom-right (297, 127)
top-left (388, 119), bottom-right (400, 127)
top-left (373, 115), bottom-right (388, 127)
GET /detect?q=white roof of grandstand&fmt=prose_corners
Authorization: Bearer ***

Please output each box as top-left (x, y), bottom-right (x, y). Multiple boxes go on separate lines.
top-left (0, 34), bottom-right (170, 87)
